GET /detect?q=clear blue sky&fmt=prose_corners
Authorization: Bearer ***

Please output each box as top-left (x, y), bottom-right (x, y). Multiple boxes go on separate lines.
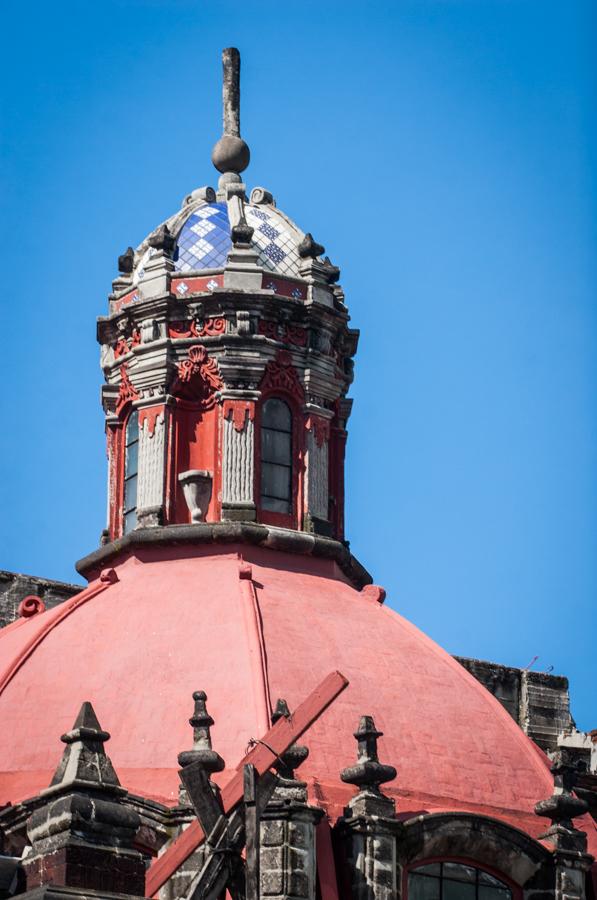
top-left (1, 1), bottom-right (595, 729)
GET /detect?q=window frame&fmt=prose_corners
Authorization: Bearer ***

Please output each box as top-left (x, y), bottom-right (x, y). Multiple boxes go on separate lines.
top-left (256, 394), bottom-right (301, 529)
top-left (405, 858), bottom-right (520, 900)
top-left (122, 408), bottom-right (139, 535)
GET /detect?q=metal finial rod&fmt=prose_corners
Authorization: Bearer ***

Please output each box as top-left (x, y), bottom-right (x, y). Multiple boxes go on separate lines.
top-left (222, 47), bottom-right (241, 137)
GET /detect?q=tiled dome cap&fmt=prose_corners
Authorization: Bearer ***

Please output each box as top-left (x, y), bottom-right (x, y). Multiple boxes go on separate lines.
top-left (124, 48), bottom-right (332, 287)
top-left (131, 196), bottom-right (312, 285)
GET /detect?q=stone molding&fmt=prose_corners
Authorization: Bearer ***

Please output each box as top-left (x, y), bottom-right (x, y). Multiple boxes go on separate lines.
top-left (137, 413), bottom-right (165, 513)
top-left (222, 410), bottom-right (254, 506)
top-left (305, 427), bottom-right (328, 522)
top-left (75, 522), bottom-right (372, 589)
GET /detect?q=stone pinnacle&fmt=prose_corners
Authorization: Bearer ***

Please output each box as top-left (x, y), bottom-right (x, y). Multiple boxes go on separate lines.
top-left (211, 48), bottom-right (250, 186)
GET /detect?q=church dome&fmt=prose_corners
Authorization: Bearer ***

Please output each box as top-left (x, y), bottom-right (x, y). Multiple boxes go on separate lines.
top-left (131, 196), bottom-right (309, 287)
top-left (0, 536), bottom-right (575, 848)
top-left (4, 49), bottom-right (595, 900)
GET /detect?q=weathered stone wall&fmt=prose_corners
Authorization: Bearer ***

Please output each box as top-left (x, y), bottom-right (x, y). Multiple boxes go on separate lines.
top-left (0, 571), bottom-right (81, 629)
top-left (456, 656), bottom-right (572, 752)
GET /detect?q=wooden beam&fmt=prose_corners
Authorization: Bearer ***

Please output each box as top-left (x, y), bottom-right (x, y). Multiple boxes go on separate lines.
top-left (146, 671), bottom-right (348, 896)
top-left (316, 819), bottom-right (341, 900)
top-left (243, 765), bottom-right (259, 900)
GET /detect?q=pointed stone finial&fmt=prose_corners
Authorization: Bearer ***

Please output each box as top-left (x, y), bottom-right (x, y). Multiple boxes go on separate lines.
top-left (298, 233), bottom-right (325, 259)
top-left (211, 48), bottom-right (250, 189)
top-left (340, 716), bottom-right (396, 817)
top-left (178, 690), bottom-right (225, 774)
top-left (271, 698), bottom-right (308, 781)
top-left (118, 246), bottom-right (134, 274)
top-left (24, 703), bottom-right (144, 895)
top-left (535, 749), bottom-right (589, 851)
top-left (49, 700), bottom-right (120, 790)
top-left (148, 223), bottom-right (176, 255)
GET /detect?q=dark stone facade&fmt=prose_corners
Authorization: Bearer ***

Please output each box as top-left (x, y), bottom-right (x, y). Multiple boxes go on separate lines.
top-left (0, 572), bottom-right (81, 629)
top-left (456, 656), bottom-right (572, 752)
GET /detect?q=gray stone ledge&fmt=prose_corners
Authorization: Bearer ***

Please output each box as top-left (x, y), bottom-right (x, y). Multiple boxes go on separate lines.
top-left (75, 523), bottom-right (372, 589)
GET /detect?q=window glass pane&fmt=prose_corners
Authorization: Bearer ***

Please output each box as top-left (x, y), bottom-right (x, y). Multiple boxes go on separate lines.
top-left (443, 879), bottom-right (476, 900)
top-left (263, 398), bottom-right (291, 431)
top-left (479, 888), bottom-right (510, 900)
top-left (443, 864), bottom-right (477, 883)
top-left (124, 474), bottom-right (137, 511)
top-left (408, 874), bottom-right (440, 900)
top-left (415, 865), bottom-right (441, 877)
top-left (478, 874), bottom-right (508, 889)
top-left (124, 508), bottom-right (137, 534)
top-left (126, 438), bottom-right (138, 475)
top-left (262, 495), bottom-right (291, 514)
top-left (126, 410), bottom-right (139, 443)
top-left (261, 462), bottom-right (291, 501)
top-left (262, 429), bottom-right (291, 465)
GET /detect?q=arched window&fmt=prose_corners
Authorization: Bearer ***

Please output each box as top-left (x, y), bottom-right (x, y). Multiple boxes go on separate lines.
top-left (408, 863), bottom-right (512, 900)
top-left (123, 410), bottom-right (139, 534)
top-left (260, 398), bottom-right (292, 514)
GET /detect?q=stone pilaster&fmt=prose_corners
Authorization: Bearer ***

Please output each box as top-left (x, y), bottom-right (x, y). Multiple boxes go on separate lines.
top-left (137, 408), bottom-right (166, 527)
top-left (304, 413), bottom-right (331, 534)
top-left (336, 717), bottom-right (401, 900)
top-left (259, 699), bottom-right (322, 900)
top-left (535, 749), bottom-right (594, 900)
top-left (222, 400), bottom-right (256, 521)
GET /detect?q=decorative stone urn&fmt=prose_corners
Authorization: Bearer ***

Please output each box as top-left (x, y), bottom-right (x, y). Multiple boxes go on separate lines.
top-left (178, 470), bottom-right (213, 523)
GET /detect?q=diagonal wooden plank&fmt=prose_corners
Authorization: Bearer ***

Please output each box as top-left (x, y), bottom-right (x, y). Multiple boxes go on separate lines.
top-left (243, 765), bottom-right (259, 900)
top-left (146, 670), bottom-right (348, 896)
top-left (316, 819), bottom-right (341, 900)
top-left (179, 763), bottom-right (223, 837)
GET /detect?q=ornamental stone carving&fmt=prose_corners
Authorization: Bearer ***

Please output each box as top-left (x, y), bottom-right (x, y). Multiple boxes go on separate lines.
top-left (171, 345), bottom-right (223, 406)
top-left (222, 404), bottom-right (255, 510)
top-left (305, 429), bottom-right (329, 522)
top-left (137, 411), bottom-right (166, 519)
top-left (115, 364), bottom-right (139, 415)
top-left (259, 350), bottom-right (304, 403)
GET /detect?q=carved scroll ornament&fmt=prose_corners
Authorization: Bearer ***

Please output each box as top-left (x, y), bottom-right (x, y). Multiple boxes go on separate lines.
top-left (116, 364), bottom-right (140, 415)
top-left (171, 344), bottom-right (223, 407)
top-left (259, 350), bottom-right (304, 403)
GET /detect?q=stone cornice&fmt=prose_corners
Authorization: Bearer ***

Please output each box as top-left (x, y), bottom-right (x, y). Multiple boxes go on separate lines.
top-left (75, 523), bottom-right (372, 589)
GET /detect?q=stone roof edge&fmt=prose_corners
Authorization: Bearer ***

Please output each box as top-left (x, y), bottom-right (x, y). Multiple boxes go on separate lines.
top-left (75, 523), bottom-right (373, 589)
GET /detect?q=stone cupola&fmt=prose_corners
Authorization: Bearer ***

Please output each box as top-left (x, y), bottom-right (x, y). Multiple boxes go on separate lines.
top-left (98, 48), bottom-right (358, 543)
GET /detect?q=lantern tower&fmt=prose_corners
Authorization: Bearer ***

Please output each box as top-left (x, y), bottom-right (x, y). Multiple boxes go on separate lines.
top-left (100, 48), bottom-right (355, 544)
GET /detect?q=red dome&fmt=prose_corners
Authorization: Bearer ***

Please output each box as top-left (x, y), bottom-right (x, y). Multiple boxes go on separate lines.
top-left (0, 540), bottom-right (592, 850)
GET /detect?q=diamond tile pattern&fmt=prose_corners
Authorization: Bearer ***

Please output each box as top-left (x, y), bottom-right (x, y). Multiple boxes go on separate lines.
top-left (175, 203), bottom-right (231, 272)
top-left (133, 202), bottom-right (303, 282)
top-left (245, 205), bottom-right (301, 276)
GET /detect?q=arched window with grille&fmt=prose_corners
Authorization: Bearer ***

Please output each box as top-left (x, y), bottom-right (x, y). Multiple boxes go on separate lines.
top-left (408, 862), bottom-right (513, 900)
top-left (260, 398), bottom-right (293, 515)
top-left (123, 409), bottom-right (139, 534)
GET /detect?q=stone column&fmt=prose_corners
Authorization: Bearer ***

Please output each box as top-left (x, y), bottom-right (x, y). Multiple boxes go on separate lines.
top-left (336, 717), bottom-right (402, 900)
top-left (535, 749), bottom-right (594, 900)
top-left (137, 407), bottom-right (166, 527)
top-left (304, 413), bottom-right (331, 535)
top-left (221, 400), bottom-right (256, 521)
top-left (259, 700), bottom-right (322, 900)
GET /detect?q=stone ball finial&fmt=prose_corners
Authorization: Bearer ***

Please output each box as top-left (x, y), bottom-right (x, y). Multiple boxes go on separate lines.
top-left (212, 134), bottom-right (250, 175)
top-left (211, 47), bottom-right (250, 177)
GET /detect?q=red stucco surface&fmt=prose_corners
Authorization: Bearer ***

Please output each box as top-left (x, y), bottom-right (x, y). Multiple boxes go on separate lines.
top-left (0, 543), bottom-right (594, 854)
